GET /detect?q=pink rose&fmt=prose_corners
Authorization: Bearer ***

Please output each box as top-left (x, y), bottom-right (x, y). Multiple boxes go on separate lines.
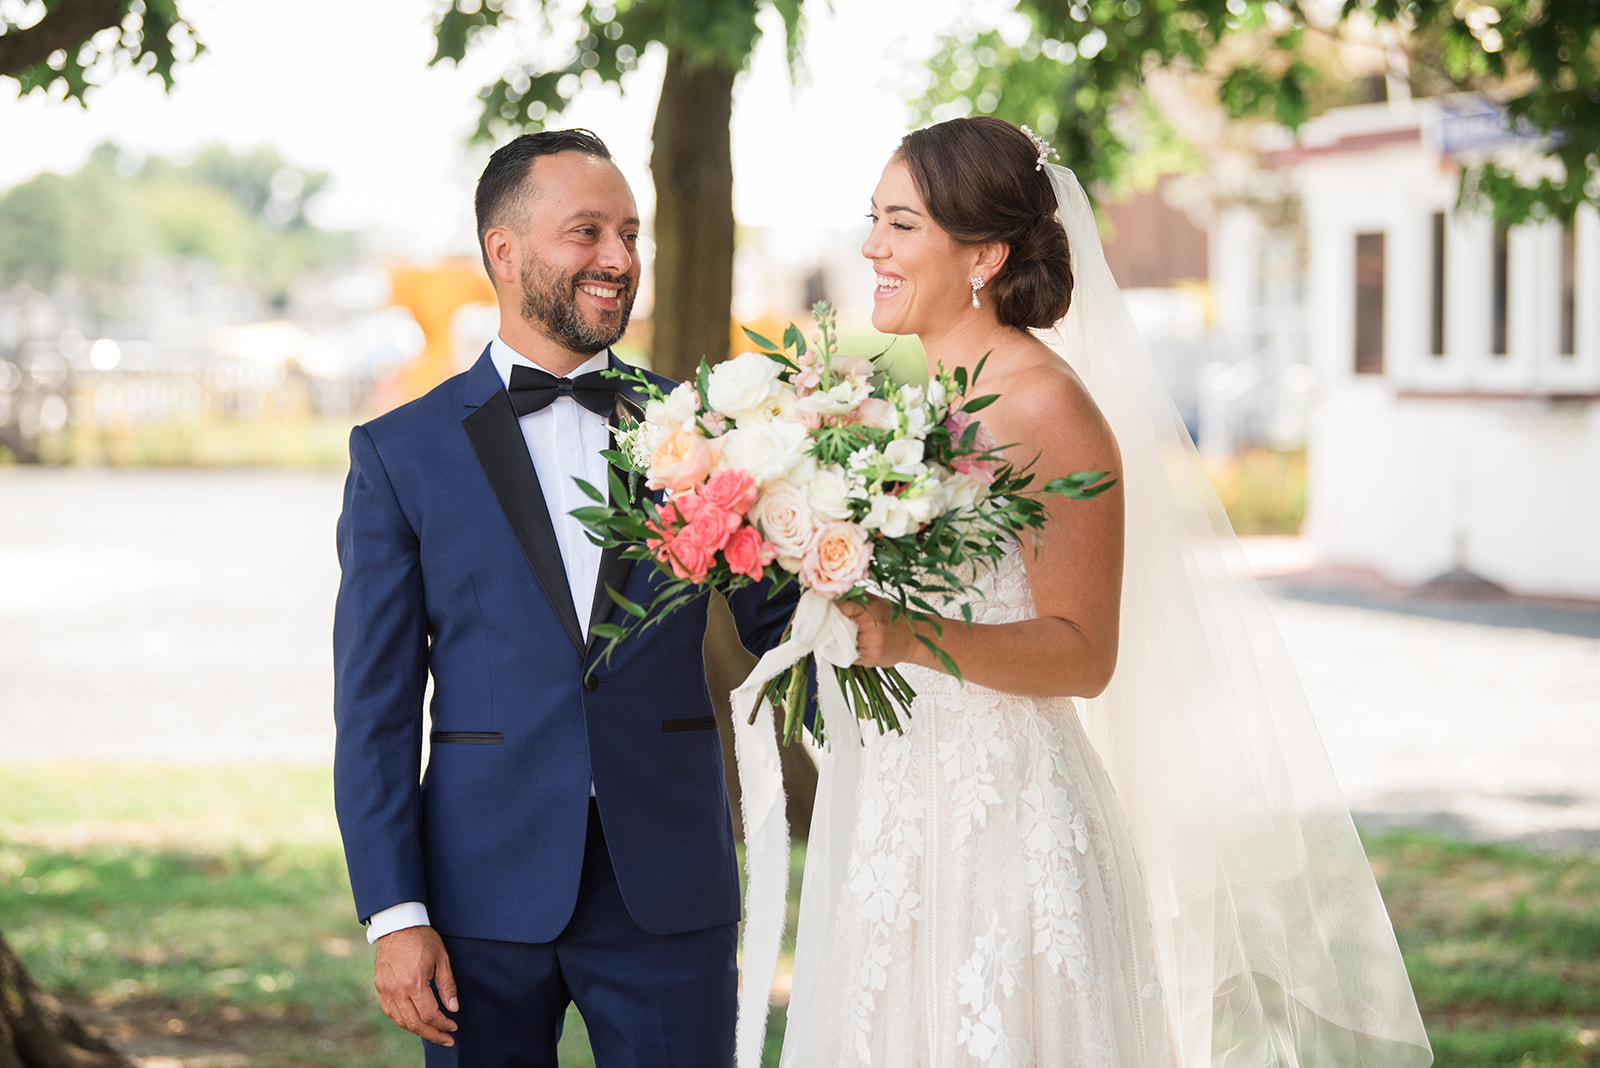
top-left (698, 467), bottom-right (758, 516)
top-left (801, 521), bottom-right (873, 598)
top-left (945, 410), bottom-right (1002, 485)
top-left (723, 524), bottom-right (777, 581)
top-left (845, 396), bottom-right (896, 429)
top-left (648, 430), bottom-right (714, 494)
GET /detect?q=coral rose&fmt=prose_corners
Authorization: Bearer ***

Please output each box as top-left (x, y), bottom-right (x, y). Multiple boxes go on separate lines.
top-left (677, 493), bottom-right (742, 554)
top-left (723, 525), bottom-right (777, 581)
top-left (656, 530), bottom-right (714, 583)
top-left (698, 468), bottom-right (759, 516)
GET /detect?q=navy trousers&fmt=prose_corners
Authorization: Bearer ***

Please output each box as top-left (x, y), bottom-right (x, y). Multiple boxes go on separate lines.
top-left (422, 799), bottom-right (738, 1068)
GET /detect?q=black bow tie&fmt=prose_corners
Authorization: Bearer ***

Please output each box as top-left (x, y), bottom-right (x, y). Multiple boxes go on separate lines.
top-left (508, 364), bottom-right (617, 418)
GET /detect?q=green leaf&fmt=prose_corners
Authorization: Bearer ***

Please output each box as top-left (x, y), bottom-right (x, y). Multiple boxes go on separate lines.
top-left (696, 360), bottom-right (712, 407)
top-left (1044, 471), bottom-right (1118, 499)
top-left (962, 393), bottom-right (1000, 414)
top-left (742, 326), bottom-right (780, 351)
top-left (574, 477), bottom-right (605, 503)
top-left (590, 622), bottom-right (627, 640)
top-left (606, 586), bottom-right (649, 618)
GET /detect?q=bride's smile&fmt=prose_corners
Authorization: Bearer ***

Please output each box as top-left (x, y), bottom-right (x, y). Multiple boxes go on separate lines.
top-left (861, 159), bottom-right (985, 339)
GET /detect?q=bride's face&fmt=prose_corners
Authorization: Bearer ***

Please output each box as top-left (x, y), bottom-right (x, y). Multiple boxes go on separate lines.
top-left (862, 159), bottom-right (975, 336)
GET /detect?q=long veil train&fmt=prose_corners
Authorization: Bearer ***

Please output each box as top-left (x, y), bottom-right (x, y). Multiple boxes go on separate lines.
top-left (1044, 166), bottom-right (1428, 1065)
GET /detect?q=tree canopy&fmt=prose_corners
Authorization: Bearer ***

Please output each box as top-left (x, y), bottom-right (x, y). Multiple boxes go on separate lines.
top-left (918, 0), bottom-right (1600, 224)
top-left (0, 142), bottom-right (352, 303)
top-left (0, 0), bottom-right (199, 101)
top-left (430, 0), bottom-right (802, 143)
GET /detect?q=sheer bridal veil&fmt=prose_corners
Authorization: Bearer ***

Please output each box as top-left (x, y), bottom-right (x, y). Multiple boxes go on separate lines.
top-left (1044, 164), bottom-right (1431, 1066)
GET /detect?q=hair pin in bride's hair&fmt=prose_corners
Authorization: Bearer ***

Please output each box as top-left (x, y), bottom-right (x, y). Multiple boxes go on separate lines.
top-left (1019, 124), bottom-right (1058, 171)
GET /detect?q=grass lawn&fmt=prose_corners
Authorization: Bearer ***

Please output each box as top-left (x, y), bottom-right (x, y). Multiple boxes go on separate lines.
top-left (3, 764), bottom-right (1598, 1066)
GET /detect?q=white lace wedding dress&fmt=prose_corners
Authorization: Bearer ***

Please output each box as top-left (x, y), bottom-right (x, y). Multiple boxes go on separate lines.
top-left (781, 544), bottom-right (1173, 1068)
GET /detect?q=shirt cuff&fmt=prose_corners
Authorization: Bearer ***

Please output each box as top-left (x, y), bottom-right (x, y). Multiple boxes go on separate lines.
top-left (366, 901), bottom-right (431, 944)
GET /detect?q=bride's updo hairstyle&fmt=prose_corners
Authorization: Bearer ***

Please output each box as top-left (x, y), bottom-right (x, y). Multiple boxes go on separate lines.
top-left (895, 117), bottom-right (1074, 330)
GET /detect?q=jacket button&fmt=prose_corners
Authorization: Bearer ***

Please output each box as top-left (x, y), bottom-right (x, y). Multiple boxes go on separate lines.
top-left (583, 674), bottom-right (599, 692)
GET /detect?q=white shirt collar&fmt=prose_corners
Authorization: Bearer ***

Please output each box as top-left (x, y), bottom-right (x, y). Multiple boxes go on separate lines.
top-left (488, 335), bottom-right (611, 390)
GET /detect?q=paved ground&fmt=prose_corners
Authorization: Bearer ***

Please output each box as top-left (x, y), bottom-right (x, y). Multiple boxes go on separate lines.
top-left (3, 468), bottom-right (1597, 850)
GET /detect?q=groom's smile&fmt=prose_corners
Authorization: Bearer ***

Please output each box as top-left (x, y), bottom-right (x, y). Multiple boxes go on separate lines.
top-left (484, 147), bottom-right (643, 369)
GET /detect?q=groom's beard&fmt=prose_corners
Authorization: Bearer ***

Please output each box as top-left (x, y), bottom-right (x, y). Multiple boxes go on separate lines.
top-left (519, 254), bottom-right (636, 355)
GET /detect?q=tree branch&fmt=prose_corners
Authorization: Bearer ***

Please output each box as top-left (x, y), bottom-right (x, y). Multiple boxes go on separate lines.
top-left (0, 0), bottom-right (126, 80)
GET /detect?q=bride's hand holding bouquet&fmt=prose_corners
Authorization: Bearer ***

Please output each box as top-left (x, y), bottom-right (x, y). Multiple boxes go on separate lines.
top-left (574, 300), bottom-right (1113, 744)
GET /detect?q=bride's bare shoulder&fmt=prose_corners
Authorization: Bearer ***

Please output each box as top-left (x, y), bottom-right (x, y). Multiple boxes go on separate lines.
top-left (992, 342), bottom-right (1118, 466)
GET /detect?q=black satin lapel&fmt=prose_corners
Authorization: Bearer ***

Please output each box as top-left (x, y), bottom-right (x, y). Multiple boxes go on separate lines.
top-left (462, 391), bottom-right (585, 652)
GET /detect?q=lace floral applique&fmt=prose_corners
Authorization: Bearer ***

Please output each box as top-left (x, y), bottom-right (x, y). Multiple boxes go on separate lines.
top-left (954, 910), bottom-right (1032, 1066)
top-left (1015, 720), bottom-right (1094, 984)
top-left (839, 729), bottom-right (924, 1063)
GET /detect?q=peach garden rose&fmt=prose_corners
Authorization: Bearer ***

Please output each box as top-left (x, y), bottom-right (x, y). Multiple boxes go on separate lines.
top-left (800, 521), bottom-right (873, 598)
top-left (648, 430), bottom-right (713, 494)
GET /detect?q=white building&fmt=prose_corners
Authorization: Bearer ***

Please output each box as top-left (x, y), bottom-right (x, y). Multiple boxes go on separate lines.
top-left (1238, 96), bottom-right (1600, 600)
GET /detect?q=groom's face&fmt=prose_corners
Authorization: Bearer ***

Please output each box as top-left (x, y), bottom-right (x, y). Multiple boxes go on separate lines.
top-left (514, 151), bottom-right (642, 354)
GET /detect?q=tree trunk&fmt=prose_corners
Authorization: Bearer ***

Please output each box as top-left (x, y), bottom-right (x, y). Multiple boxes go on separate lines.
top-left (0, 0), bottom-right (124, 78)
top-left (648, 51), bottom-right (738, 384)
top-left (0, 926), bottom-right (130, 1068)
top-left (650, 51), bottom-right (818, 837)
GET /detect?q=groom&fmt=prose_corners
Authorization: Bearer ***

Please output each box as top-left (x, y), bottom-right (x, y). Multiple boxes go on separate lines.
top-left (333, 129), bottom-right (794, 1066)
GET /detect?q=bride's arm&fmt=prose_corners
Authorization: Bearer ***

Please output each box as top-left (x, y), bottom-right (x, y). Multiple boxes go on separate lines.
top-left (846, 367), bottom-right (1124, 699)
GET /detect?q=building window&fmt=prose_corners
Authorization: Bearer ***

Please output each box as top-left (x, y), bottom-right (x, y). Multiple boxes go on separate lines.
top-left (1430, 213), bottom-right (1446, 357)
top-left (1491, 223), bottom-right (1509, 357)
top-left (1560, 223), bottom-right (1576, 357)
top-left (1354, 232), bottom-right (1385, 374)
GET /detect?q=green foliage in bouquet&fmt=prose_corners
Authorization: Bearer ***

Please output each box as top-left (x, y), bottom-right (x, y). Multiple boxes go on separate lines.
top-left (573, 303), bottom-right (1115, 746)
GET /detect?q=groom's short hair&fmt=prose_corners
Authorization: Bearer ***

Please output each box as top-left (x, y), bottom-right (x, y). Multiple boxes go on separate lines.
top-left (475, 128), bottom-right (614, 277)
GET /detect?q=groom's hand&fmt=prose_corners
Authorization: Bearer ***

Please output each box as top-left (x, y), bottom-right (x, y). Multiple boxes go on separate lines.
top-left (374, 926), bottom-right (460, 1046)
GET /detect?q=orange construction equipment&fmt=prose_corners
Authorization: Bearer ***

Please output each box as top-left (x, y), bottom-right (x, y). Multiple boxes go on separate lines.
top-left (383, 259), bottom-right (497, 406)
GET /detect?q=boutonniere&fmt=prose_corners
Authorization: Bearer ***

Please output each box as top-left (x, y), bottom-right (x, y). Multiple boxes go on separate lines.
top-left (610, 391), bottom-right (648, 504)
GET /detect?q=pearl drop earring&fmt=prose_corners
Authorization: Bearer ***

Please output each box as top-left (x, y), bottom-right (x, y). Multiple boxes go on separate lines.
top-left (970, 275), bottom-right (985, 309)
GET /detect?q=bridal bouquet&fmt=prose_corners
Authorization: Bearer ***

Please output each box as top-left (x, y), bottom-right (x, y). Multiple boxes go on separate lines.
top-left (574, 302), bottom-right (1113, 745)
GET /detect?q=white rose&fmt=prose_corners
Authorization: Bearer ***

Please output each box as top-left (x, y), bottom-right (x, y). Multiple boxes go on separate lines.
top-left (784, 456), bottom-right (819, 486)
top-left (706, 351), bottom-right (782, 419)
top-left (645, 382), bottom-right (699, 434)
top-left (882, 437), bottom-right (927, 479)
top-left (940, 472), bottom-right (989, 512)
top-left (750, 481), bottom-right (818, 572)
top-left (861, 492), bottom-right (917, 538)
top-left (714, 420), bottom-right (810, 484)
top-left (738, 382), bottom-right (801, 425)
top-left (796, 378), bottom-right (871, 416)
top-left (805, 464), bottom-right (854, 521)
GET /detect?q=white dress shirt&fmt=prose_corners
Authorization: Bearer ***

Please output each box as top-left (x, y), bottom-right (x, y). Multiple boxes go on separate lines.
top-left (366, 338), bottom-right (613, 944)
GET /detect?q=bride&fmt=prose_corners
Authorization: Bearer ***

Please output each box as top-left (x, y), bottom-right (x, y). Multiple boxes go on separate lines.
top-left (770, 118), bottom-right (1434, 1066)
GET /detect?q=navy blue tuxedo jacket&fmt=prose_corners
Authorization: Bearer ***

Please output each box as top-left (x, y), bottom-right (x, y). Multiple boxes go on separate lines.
top-left (333, 348), bottom-right (793, 943)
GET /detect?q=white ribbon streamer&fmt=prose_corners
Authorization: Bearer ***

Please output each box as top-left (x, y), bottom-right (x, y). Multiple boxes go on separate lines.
top-left (730, 590), bottom-right (860, 1068)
